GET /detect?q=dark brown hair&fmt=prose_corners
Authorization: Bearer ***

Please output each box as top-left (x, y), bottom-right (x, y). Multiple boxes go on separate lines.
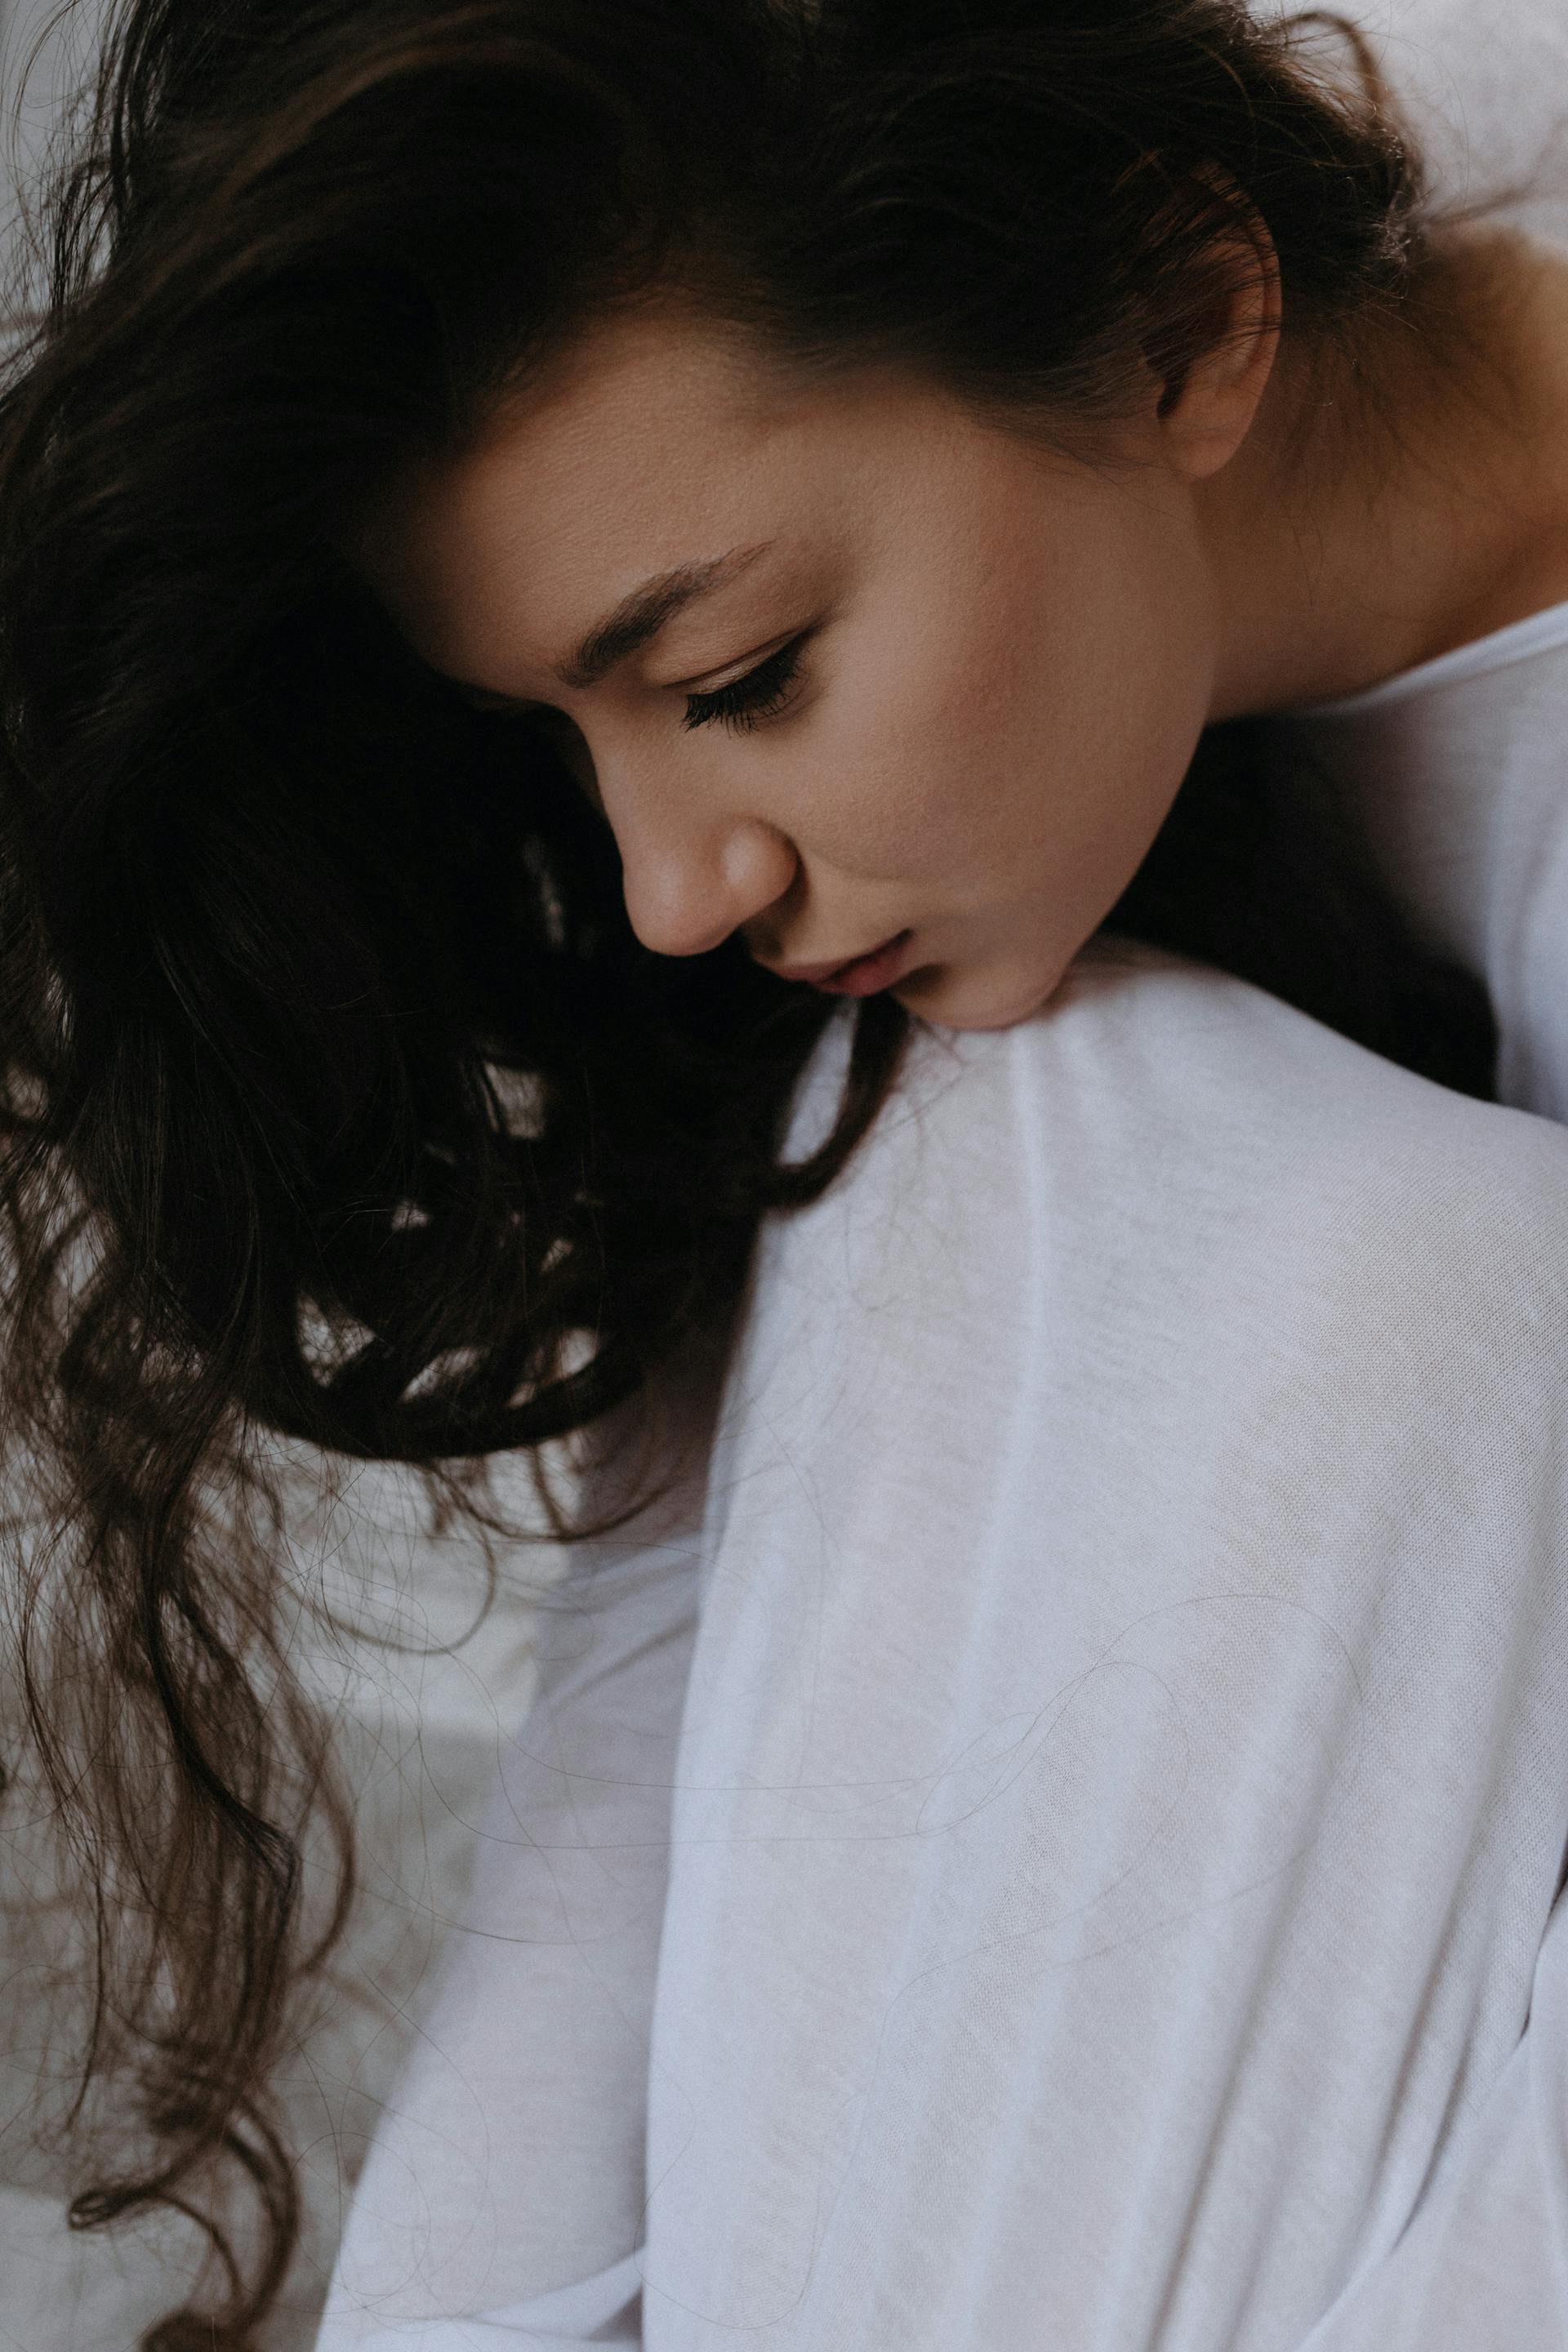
top-left (0, 0), bottom-right (1504, 2338)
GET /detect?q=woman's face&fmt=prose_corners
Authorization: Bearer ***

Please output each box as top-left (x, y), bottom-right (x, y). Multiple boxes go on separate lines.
top-left (356, 301), bottom-right (1232, 1031)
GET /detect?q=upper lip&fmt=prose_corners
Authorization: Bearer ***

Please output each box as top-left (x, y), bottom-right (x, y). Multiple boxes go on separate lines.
top-left (763, 930), bottom-right (908, 984)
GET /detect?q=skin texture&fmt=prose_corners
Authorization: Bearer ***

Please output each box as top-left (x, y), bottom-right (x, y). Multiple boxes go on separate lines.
top-left (357, 222), bottom-right (1568, 1033)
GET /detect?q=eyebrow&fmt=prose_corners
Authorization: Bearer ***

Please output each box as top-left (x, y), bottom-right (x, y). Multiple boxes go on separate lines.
top-left (562, 541), bottom-right (777, 688)
top-left (452, 540), bottom-right (776, 705)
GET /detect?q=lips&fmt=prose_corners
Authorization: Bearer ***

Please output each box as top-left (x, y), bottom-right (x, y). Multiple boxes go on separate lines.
top-left (773, 928), bottom-right (915, 997)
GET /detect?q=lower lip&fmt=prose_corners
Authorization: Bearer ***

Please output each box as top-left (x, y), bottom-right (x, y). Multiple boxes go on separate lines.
top-left (812, 929), bottom-right (915, 997)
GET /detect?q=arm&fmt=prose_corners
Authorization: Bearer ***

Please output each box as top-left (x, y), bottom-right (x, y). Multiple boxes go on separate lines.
top-left (312, 1365), bottom-right (718, 2351)
top-left (1298, 1873), bottom-right (1568, 2352)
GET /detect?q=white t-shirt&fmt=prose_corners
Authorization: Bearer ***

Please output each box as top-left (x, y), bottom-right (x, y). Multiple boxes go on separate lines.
top-left (1270, 598), bottom-right (1568, 1121)
top-left (314, 927), bottom-right (1568, 2352)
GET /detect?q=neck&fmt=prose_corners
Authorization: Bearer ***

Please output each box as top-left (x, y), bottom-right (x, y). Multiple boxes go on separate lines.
top-left (1200, 222), bottom-right (1568, 721)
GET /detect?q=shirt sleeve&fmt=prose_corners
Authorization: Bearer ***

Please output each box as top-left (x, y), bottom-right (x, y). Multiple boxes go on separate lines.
top-left (1298, 1866), bottom-right (1568, 2352)
top-left (311, 1368), bottom-right (717, 2352)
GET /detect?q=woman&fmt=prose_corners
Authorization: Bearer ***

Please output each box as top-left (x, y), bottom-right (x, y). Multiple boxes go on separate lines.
top-left (3, 0), bottom-right (1568, 2342)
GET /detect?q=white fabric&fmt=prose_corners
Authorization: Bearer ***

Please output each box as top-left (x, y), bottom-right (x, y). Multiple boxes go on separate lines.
top-left (1272, 595), bottom-right (1568, 1122)
top-left (314, 938), bottom-right (1568, 2351)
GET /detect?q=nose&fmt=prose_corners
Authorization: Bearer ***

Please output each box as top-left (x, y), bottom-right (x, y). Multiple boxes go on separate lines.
top-left (610, 801), bottom-right (800, 960)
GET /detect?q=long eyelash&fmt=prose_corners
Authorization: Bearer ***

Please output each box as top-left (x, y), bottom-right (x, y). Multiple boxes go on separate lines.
top-left (681, 635), bottom-right (808, 734)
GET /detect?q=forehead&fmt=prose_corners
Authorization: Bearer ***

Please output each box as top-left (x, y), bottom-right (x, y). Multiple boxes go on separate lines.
top-left (356, 306), bottom-right (972, 684)
top-left (470, 302), bottom-right (795, 531)
top-left (360, 309), bottom-right (831, 670)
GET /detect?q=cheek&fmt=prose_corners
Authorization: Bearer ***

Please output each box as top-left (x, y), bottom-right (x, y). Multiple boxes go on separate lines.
top-left (804, 595), bottom-right (1205, 898)
top-left (771, 472), bottom-right (1213, 894)
top-left (791, 624), bottom-right (1046, 880)
top-left (973, 521), bottom-right (1214, 906)
top-left (1027, 632), bottom-right (1209, 896)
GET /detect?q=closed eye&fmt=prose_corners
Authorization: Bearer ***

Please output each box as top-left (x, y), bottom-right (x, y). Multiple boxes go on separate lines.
top-left (680, 633), bottom-right (809, 734)
top-left (442, 628), bottom-right (812, 737)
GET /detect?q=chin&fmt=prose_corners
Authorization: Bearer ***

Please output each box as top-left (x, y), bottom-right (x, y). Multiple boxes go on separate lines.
top-left (893, 960), bottom-right (1069, 1034)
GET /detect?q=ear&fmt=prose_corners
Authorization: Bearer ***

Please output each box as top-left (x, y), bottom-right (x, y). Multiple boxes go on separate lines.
top-left (1152, 192), bottom-right (1283, 484)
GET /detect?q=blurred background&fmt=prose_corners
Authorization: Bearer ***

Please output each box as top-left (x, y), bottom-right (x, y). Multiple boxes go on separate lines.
top-left (0, 0), bottom-right (1564, 2344)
